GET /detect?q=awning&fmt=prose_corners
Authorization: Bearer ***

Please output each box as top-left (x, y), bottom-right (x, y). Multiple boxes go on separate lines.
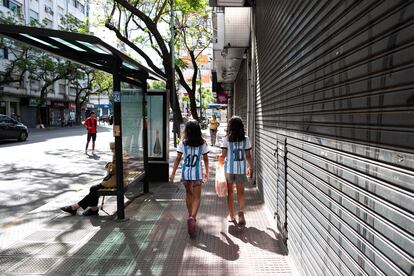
top-left (0, 24), bottom-right (165, 83)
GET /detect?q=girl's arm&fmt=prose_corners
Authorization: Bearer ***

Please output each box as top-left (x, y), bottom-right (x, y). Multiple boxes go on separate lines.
top-left (169, 153), bottom-right (182, 182)
top-left (203, 154), bottom-right (209, 183)
top-left (246, 149), bottom-right (253, 178)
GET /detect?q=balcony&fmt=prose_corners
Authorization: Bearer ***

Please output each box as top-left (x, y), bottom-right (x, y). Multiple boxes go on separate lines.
top-left (209, 0), bottom-right (252, 7)
top-left (212, 7), bottom-right (251, 84)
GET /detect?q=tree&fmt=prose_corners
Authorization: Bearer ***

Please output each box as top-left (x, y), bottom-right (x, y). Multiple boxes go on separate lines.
top-left (102, 0), bottom-right (211, 122)
top-left (175, 9), bottom-right (211, 120)
top-left (0, 11), bottom-right (32, 87)
top-left (27, 55), bottom-right (78, 125)
top-left (0, 12), bottom-right (92, 125)
top-left (69, 68), bottom-right (112, 124)
top-left (58, 15), bottom-right (112, 124)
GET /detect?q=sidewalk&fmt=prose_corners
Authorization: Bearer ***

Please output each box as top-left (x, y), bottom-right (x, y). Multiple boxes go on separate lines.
top-left (0, 135), bottom-right (297, 275)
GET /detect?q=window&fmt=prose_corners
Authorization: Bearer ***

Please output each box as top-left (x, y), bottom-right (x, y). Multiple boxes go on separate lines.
top-left (70, 0), bottom-right (85, 13)
top-left (3, 0), bottom-right (22, 14)
top-left (29, 10), bottom-right (39, 22)
top-left (59, 84), bottom-right (66, 95)
top-left (30, 79), bottom-right (40, 88)
top-left (77, 2), bottom-right (84, 13)
top-left (45, 18), bottom-right (53, 28)
top-left (69, 87), bottom-right (76, 96)
top-left (0, 48), bottom-right (8, 59)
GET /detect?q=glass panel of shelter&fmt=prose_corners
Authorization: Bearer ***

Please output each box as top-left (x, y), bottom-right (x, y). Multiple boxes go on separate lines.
top-left (147, 94), bottom-right (164, 159)
top-left (121, 81), bottom-right (144, 185)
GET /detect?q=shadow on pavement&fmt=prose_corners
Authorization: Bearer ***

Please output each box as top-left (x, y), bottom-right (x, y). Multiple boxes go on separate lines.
top-left (192, 230), bottom-right (240, 261)
top-left (228, 225), bottom-right (287, 255)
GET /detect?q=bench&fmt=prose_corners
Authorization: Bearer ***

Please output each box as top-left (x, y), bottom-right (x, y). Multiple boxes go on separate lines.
top-left (97, 172), bottom-right (143, 210)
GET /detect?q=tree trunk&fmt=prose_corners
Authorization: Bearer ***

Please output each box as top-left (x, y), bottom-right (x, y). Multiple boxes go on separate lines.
top-left (188, 91), bottom-right (199, 121)
top-left (74, 93), bottom-right (82, 125)
top-left (37, 85), bottom-right (49, 126)
top-left (165, 76), bottom-right (183, 134)
top-left (75, 102), bottom-right (82, 125)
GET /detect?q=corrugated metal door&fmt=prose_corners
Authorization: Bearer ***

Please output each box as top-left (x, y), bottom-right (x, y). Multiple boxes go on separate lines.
top-left (234, 59), bottom-right (248, 123)
top-left (254, 0), bottom-right (414, 275)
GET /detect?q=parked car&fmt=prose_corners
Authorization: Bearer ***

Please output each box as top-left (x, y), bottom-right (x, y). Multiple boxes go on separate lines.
top-left (0, 114), bottom-right (29, 141)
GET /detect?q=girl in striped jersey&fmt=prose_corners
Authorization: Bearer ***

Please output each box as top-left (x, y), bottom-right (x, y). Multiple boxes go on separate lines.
top-left (220, 116), bottom-right (253, 226)
top-left (170, 120), bottom-right (209, 238)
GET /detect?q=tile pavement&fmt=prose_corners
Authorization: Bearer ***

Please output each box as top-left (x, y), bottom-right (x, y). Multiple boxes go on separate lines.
top-left (0, 147), bottom-right (298, 275)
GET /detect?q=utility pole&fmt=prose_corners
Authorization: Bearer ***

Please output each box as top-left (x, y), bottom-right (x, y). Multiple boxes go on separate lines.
top-left (170, 0), bottom-right (177, 147)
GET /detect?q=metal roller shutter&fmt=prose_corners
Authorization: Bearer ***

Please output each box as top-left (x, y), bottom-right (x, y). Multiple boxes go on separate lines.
top-left (254, 0), bottom-right (414, 275)
top-left (234, 59), bottom-right (248, 123)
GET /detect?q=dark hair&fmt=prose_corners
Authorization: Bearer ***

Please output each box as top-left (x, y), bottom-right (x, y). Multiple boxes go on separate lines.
top-left (183, 120), bottom-right (205, 147)
top-left (90, 111), bottom-right (96, 115)
top-left (227, 116), bottom-right (246, 142)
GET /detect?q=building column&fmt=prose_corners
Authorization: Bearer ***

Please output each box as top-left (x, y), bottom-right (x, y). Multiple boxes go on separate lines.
top-left (5, 100), bottom-right (11, 116)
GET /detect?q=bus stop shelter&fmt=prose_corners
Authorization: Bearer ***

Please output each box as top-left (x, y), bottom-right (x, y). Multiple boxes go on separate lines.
top-left (0, 24), bottom-right (168, 220)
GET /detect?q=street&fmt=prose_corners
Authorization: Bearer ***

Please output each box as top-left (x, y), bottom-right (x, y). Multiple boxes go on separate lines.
top-left (0, 125), bottom-right (113, 248)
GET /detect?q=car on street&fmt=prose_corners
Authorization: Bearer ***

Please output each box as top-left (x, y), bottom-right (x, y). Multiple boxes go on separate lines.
top-left (0, 114), bottom-right (29, 141)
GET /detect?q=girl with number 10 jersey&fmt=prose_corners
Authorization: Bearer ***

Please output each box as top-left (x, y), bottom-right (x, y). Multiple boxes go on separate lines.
top-left (170, 120), bottom-right (209, 238)
top-left (220, 116), bottom-right (253, 227)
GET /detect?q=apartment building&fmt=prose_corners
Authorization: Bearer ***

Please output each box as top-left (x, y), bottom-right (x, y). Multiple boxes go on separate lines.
top-left (0, 0), bottom-right (88, 127)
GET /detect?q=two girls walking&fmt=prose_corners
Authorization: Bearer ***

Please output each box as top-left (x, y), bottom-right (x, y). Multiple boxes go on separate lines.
top-left (170, 116), bottom-right (253, 238)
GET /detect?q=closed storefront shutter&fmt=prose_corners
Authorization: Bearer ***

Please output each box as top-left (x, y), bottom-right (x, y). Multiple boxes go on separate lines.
top-left (234, 59), bottom-right (248, 123)
top-left (254, 1), bottom-right (414, 275)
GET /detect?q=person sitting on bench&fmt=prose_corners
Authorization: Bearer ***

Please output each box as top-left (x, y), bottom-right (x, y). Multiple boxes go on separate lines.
top-left (60, 142), bottom-right (116, 216)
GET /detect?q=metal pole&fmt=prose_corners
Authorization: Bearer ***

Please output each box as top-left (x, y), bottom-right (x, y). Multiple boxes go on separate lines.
top-left (170, 0), bottom-right (177, 147)
top-left (143, 82), bottom-right (149, 193)
top-left (199, 68), bottom-right (202, 119)
top-left (113, 58), bottom-right (125, 220)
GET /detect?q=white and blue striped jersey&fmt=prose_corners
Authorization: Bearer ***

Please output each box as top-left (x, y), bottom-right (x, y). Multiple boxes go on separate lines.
top-left (177, 142), bottom-right (209, 180)
top-left (221, 136), bottom-right (252, 175)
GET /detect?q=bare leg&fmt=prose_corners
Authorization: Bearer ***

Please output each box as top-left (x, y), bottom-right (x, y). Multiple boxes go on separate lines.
top-left (92, 141), bottom-right (95, 151)
top-left (236, 183), bottom-right (245, 211)
top-left (227, 182), bottom-right (235, 220)
top-left (184, 184), bottom-right (193, 217)
top-left (191, 184), bottom-right (202, 219)
top-left (85, 141), bottom-right (89, 151)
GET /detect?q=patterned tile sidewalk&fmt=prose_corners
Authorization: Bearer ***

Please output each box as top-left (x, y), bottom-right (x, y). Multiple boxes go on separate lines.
top-left (0, 147), bottom-right (298, 275)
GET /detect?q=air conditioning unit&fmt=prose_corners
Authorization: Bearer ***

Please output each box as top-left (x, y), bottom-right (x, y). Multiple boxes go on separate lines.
top-left (45, 6), bottom-right (54, 15)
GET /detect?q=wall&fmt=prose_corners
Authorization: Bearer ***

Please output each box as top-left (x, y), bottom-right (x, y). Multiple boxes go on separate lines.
top-left (254, 1), bottom-right (414, 275)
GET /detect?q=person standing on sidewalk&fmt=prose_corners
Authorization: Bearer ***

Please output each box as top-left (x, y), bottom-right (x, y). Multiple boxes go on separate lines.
top-left (84, 111), bottom-right (97, 155)
top-left (170, 120), bottom-right (209, 238)
top-left (208, 114), bottom-right (220, 146)
top-left (220, 116), bottom-right (253, 227)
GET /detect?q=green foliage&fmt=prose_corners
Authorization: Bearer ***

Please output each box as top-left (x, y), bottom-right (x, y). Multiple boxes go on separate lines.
top-left (0, 10), bottom-right (24, 25)
top-left (181, 95), bottom-right (189, 103)
top-left (92, 71), bottom-right (113, 94)
top-left (175, 57), bottom-right (188, 70)
top-left (148, 80), bottom-right (167, 90)
top-left (176, 0), bottom-right (208, 14)
top-left (59, 14), bottom-right (89, 33)
top-left (201, 87), bottom-right (214, 108)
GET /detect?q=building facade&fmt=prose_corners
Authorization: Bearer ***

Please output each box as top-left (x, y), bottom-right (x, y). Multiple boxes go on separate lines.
top-left (0, 0), bottom-right (89, 127)
top-left (211, 1), bottom-right (414, 275)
